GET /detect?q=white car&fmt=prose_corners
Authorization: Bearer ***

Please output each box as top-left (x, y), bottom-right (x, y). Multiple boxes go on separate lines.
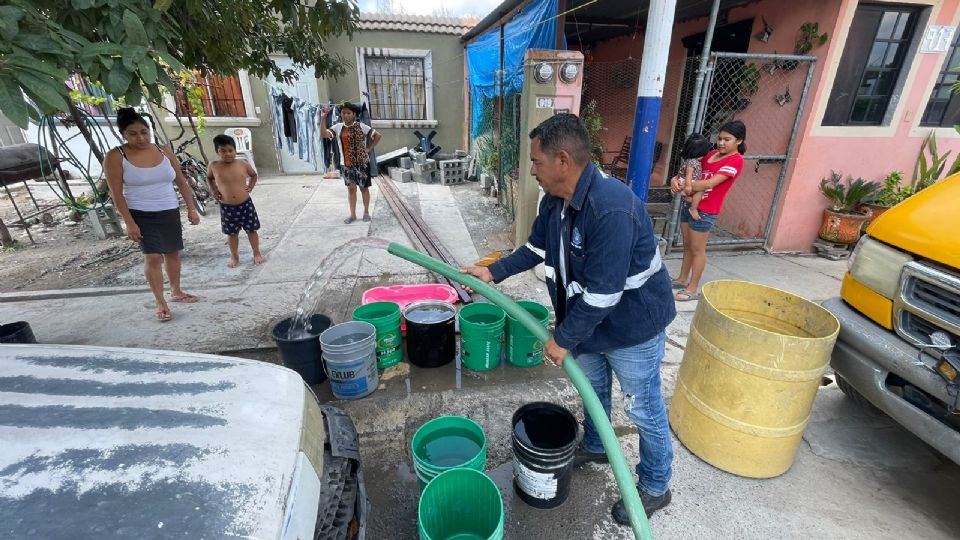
top-left (0, 344), bottom-right (366, 539)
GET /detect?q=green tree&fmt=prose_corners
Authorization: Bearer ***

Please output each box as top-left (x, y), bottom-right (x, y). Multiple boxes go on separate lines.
top-left (0, 0), bottom-right (359, 129)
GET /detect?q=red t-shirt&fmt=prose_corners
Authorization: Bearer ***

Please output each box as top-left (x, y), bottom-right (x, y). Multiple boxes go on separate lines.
top-left (697, 149), bottom-right (744, 215)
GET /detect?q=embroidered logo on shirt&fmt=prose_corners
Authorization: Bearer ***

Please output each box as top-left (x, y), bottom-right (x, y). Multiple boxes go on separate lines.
top-left (571, 227), bottom-right (583, 250)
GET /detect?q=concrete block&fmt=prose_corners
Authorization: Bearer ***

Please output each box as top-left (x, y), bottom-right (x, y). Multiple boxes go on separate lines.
top-left (400, 170), bottom-right (413, 183)
top-left (441, 159), bottom-right (465, 170)
top-left (399, 157), bottom-right (412, 169)
top-left (412, 152), bottom-right (427, 165)
top-left (479, 173), bottom-right (493, 189)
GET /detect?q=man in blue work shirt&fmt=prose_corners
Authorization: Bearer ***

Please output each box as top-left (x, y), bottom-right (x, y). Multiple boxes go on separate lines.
top-left (462, 114), bottom-right (677, 522)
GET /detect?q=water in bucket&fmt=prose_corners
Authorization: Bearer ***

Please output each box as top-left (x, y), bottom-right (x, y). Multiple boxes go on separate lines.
top-left (417, 428), bottom-right (483, 467)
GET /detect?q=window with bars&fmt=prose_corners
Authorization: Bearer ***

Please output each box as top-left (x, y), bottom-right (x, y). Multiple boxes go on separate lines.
top-left (66, 74), bottom-right (117, 117)
top-left (176, 74), bottom-right (247, 117)
top-left (824, 4), bottom-right (921, 126)
top-left (921, 28), bottom-right (960, 127)
top-left (364, 56), bottom-right (427, 120)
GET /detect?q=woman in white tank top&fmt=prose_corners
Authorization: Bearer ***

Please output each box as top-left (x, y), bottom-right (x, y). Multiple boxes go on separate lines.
top-left (104, 108), bottom-right (201, 322)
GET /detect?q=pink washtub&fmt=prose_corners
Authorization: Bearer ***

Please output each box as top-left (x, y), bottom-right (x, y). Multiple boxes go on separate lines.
top-left (362, 284), bottom-right (459, 331)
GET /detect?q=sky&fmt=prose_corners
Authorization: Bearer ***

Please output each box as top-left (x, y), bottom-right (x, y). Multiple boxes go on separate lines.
top-left (357, 0), bottom-right (502, 18)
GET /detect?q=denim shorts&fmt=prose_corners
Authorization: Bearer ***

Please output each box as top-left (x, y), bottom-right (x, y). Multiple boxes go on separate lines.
top-left (680, 200), bottom-right (718, 233)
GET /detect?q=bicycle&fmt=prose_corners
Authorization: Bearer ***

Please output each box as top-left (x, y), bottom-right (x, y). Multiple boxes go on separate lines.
top-left (173, 138), bottom-right (212, 216)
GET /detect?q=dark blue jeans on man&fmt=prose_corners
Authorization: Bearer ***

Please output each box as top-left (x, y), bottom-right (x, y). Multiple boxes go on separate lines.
top-left (577, 331), bottom-right (673, 496)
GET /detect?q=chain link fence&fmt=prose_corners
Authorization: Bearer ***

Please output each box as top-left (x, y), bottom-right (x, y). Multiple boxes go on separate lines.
top-left (470, 87), bottom-right (522, 216)
top-left (678, 53), bottom-right (815, 245)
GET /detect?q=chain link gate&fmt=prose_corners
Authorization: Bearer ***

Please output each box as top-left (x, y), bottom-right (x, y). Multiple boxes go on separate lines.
top-left (665, 52), bottom-right (817, 251)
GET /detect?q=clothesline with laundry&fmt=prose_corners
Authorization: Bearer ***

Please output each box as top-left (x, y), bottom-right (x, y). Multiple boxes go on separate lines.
top-left (263, 82), bottom-right (377, 176)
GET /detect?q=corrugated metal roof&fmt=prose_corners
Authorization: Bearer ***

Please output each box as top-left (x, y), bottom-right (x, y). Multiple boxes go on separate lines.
top-left (358, 13), bottom-right (477, 35)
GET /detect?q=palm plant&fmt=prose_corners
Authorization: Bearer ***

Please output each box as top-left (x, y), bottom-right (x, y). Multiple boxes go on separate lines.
top-left (819, 171), bottom-right (880, 214)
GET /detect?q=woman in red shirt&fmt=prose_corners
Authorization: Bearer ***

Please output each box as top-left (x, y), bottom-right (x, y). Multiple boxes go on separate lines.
top-left (669, 120), bottom-right (746, 301)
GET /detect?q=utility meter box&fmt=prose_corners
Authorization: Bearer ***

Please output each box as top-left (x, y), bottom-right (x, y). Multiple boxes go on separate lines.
top-left (514, 49), bottom-right (584, 247)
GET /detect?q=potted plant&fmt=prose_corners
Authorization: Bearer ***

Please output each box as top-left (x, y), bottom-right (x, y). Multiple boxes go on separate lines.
top-left (860, 170), bottom-right (905, 220)
top-left (782, 22), bottom-right (829, 70)
top-left (818, 171), bottom-right (880, 244)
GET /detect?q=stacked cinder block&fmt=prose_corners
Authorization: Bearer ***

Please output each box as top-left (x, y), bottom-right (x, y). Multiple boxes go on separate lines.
top-left (440, 159), bottom-right (466, 185)
top-left (413, 158), bottom-right (439, 183)
top-left (388, 166), bottom-right (414, 183)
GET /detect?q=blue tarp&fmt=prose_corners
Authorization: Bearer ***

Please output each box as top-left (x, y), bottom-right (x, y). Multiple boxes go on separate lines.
top-left (466, 0), bottom-right (560, 137)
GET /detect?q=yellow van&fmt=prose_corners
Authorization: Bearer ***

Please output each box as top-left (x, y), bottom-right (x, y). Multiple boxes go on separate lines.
top-left (823, 174), bottom-right (960, 464)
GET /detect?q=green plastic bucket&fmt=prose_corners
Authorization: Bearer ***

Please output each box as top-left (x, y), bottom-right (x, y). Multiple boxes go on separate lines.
top-left (412, 416), bottom-right (487, 490)
top-left (506, 300), bottom-right (550, 367)
top-left (418, 468), bottom-right (504, 540)
top-left (353, 301), bottom-right (403, 368)
top-left (459, 303), bottom-right (505, 372)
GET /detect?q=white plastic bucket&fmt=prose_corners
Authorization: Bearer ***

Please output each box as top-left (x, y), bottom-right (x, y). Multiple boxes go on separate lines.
top-left (319, 321), bottom-right (379, 399)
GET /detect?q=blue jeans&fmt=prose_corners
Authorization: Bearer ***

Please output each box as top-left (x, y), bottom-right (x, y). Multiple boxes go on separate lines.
top-left (578, 331), bottom-right (673, 496)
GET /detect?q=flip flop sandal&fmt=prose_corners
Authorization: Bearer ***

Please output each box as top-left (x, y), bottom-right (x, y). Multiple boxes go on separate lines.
top-left (170, 293), bottom-right (199, 303)
top-left (156, 307), bottom-right (172, 322)
top-left (674, 290), bottom-right (700, 302)
top-left (344, 217), bottom-right (356, 224)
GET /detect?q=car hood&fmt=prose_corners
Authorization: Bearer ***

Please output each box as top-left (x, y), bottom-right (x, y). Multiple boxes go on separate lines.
top-left (867, 174), bottom-right (960, 269)
top-left (0, 344), bottom-right (305, 540)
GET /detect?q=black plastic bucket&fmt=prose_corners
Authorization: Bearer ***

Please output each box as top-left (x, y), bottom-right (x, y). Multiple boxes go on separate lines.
top-left (512, 402), bottom-right (580, 509)
top-left (271, 314), bottom-right (332, 385)
top-left (403, 300), bottom-right (456, 368)
top-left (0, 321), bottom-right (36, 344)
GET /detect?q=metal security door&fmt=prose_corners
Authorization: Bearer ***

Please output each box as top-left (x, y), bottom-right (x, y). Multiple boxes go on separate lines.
top-left (666, 52), bottom-right (816, 250)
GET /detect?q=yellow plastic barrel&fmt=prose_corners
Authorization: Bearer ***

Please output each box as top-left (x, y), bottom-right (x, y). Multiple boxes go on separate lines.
top-left (669, 280), bottom-right (840, 478)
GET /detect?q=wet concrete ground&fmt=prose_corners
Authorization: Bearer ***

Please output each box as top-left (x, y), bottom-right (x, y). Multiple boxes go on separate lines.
top-left (6, 175), bottom-right (960, 539)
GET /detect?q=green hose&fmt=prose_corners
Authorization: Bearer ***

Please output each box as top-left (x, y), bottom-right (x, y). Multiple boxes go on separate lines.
top-left (388, 243), bottom-right (653, 540)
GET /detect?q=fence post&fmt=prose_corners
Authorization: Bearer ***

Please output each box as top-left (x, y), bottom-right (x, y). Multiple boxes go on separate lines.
top-left (665, 0), bottom-right (721, 254)
top-left (626, 0), bottom-right (677, 202)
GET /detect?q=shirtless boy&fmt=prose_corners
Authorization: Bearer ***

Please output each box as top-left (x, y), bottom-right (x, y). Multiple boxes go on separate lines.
top-left (208, 135), bottom-right (266, 267)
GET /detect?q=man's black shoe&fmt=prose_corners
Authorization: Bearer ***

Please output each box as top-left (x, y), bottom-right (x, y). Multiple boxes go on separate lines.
top-left (611, 488), bottom-right (672, 524)
top-left (572, 448), bottom-right (608, 467)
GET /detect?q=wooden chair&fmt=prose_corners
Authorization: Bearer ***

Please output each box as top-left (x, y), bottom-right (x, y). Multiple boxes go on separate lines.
top-left (603, 136), bottom-right (631, 178)
top-left (602, 138), bottom-right (663, 182)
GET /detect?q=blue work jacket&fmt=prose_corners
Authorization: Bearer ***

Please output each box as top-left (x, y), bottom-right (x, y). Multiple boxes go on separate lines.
top-left (489, 163), bottom-right (676, 356)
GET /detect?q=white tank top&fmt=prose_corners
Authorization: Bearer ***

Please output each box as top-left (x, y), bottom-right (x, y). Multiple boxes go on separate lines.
top-left (120, 146), bottom-right (179, 211)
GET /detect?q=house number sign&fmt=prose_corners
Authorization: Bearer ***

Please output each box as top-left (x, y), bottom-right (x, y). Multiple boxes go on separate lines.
top-left (920, 25), bottom-right (956, 53)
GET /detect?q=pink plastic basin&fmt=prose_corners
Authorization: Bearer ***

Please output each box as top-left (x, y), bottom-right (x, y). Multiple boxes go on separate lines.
top-left (362, 284), bottom-right (459, 331)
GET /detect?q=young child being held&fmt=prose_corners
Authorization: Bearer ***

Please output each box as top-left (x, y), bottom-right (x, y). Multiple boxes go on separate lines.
top-left (676, 133), bottom-right (714, 221)
top-left (208, 135), bottom-right (266, 267)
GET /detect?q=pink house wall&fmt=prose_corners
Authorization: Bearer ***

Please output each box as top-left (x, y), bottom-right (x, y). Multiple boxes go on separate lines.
top-left (769, 0), bottom-right (960, 251)
top-left (583, 0), bottom-right (960, 250)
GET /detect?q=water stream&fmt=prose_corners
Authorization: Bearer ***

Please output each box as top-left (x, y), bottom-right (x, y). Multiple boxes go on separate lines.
top-left (286, 237), bottom-right (393, 339)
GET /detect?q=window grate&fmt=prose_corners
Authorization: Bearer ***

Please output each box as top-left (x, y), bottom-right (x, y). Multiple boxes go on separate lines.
top-left (364, 56), bottom-right (426, 121)
top-left (176, 74), bottom-right (247, 118)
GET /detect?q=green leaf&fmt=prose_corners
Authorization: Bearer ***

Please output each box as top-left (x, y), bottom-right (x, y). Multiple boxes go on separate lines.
top-left (80, 42), bottom-right (123, 60)
top-left (13, 71), bottom-right (68, 113)
top-left (124, 83), bottom-right (143, 107)
top-left (13, 34), bottom-right (64, 55)
top-left (106, 62), bottom-right (133, 95)
top-left (0, 76), bottom-right (29, 128)
top-left (156, 67), bottom-right (175, 91)
top-left (153, 0), bottom-right (173, 12)
top-left (138, 58), bottom-right (157, 85)
top-left (122, 49), bottom-right (136, 71)
top-left (122, 10), bottom-right (148, 46)
top-left (71, 0), bottom-right (95, 8)
top-left (6, 55), bottom-right (68, 80)
top-left (155, 50), bottom-right (185, 73)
